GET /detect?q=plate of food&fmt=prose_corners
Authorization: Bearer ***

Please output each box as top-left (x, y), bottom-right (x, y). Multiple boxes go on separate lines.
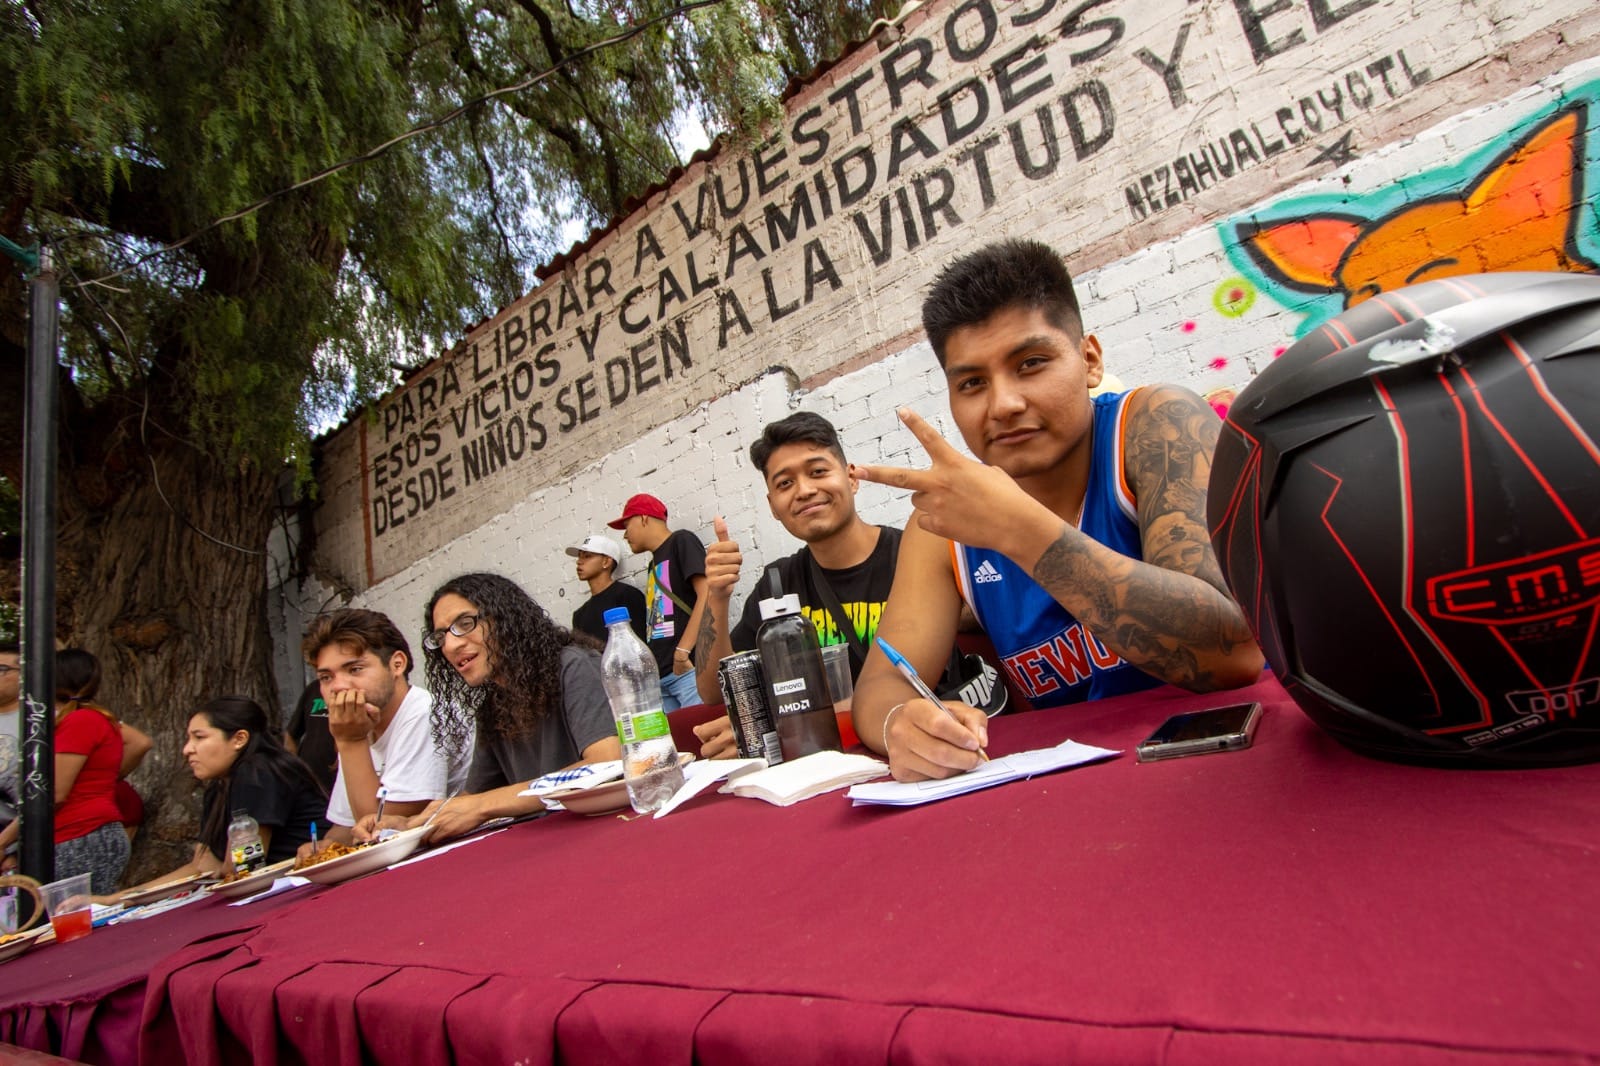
top-left (545, 753), bottom-right (694, 816)
top-left (292, 826), bottom-right (431, 885)
top-left (122, 872), bottom-right (217, 907)
top-left (207, 859), bottom-right (298, 901)
top-left (0, 925), bottom-right (50, 964)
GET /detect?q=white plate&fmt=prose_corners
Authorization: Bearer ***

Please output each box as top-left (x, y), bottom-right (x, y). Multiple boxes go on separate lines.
top-left (546, 753), bottom-right (694, 816)
top-left (0, 925), bottom-right (49, 964)
top-left (207, 859), bottom-right (298, 900)
top-left (123, 873), bottom-right (216, 907)
top-left (296, 827), bottom-right (430, 885)
top-left (548, 777), bottom-right (632, 816)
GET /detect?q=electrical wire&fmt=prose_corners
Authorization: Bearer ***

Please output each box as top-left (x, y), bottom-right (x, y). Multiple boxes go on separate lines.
top-left (71, 0), bottom-right (722, 289)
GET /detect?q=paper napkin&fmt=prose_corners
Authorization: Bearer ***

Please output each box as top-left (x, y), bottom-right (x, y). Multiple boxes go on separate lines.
top-left (724, 751), bottom-right (889, 806)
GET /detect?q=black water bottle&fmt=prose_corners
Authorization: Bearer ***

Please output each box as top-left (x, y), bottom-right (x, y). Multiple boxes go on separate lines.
top-left (756, 594), bottom-right (842, 761)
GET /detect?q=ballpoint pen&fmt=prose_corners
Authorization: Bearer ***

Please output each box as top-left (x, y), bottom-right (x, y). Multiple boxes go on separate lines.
top-left (874, 637), bottom-right (989, 761)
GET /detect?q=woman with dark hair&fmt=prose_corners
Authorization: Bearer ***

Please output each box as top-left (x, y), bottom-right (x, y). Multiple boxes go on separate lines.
top-left (362, 572), bottom-right (619, 843)
top-left (121, 697), bottom-right (326, 892)
top-left (0, 649), bottom-right (138, 891)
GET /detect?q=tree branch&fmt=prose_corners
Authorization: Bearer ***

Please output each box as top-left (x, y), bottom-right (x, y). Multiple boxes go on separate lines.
top-left (52, 160), bottom-right (178, 246)
top-left (467, 110), bottom-right (517, 268)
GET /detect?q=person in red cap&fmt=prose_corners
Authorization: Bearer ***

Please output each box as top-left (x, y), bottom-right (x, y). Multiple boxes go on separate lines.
top-left (608, 494), bottom-right (708, 709)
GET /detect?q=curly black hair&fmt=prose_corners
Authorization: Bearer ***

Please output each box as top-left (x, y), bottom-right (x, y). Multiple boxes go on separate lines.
top-left (920, 238), bottom-right (1084, 365)
top-left (423, 572), bottom-right (601, 758)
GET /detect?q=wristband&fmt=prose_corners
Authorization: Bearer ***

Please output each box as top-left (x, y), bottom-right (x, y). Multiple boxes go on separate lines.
top-left (882, 702), bottom-right (907, 756)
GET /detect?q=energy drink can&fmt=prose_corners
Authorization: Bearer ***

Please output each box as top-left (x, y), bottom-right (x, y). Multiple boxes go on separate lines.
top-left (718, 651), bottom-right (782, 765)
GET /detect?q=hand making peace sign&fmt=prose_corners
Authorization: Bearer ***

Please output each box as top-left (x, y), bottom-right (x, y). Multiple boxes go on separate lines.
top-left (850, 408), bottom-right (1060, 563)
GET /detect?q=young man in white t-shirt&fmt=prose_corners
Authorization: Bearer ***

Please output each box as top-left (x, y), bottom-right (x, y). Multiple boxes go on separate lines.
top-left (299, 610), bottom-right (470, 852)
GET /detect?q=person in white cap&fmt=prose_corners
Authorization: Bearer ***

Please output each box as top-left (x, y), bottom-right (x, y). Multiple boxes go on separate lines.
top-left (566, 534), bottom-right (647, 643)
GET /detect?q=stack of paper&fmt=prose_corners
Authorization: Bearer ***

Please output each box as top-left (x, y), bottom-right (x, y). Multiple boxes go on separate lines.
top-left (725, 751), bottom-right (889, 806)
top-left (845, 739), bottom-right (1120, 806)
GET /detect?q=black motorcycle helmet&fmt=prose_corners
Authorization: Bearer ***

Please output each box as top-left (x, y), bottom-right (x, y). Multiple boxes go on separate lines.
top-left (1209, 272), bottom-right (1600, 766)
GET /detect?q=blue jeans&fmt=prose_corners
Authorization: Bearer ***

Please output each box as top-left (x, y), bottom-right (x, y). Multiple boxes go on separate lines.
top-left (660, 669), bottom-right (701, 710)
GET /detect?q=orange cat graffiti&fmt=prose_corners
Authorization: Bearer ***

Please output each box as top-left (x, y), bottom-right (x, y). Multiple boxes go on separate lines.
top-left (1237, 106), bottom-right (1596, 307)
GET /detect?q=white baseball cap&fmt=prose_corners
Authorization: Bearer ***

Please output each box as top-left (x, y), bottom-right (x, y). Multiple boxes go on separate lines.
top-left (566, 534), bottom-right (622, 563)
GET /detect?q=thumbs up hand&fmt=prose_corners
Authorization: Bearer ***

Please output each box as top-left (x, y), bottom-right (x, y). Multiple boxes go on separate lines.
top-left (705, 515), bottom-right (743, 606)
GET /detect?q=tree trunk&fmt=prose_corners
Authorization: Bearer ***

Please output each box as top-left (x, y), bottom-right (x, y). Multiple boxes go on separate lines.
top-left (56, 440), bottom-right (278, 884)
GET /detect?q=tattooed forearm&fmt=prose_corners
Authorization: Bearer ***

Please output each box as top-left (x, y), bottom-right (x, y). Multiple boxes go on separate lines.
top-left (1021, 385), bottom-right (1259, 691)
top-left (1033, 525), bottom-right (1255, 691)
top-left (693, 606), bottom-right (718, 670)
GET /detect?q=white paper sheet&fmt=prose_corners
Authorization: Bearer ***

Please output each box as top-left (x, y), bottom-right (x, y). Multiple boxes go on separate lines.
top-left (228, 876), bottom-right (312, 906)
top-left (652, 758), bottom-right (768, 818)
top-left (107, 891), bottom-right (211, 924)
top-left (845, 739), bottom-right (1120, 806)
top-left (386, 826), bottom-right (510, 868)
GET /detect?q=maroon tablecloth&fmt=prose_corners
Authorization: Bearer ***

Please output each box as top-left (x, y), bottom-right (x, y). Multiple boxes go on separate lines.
top-left (116, 676), bottom-right (1600, 1064)
top-left (0, 886), bottom-right (316, 1064)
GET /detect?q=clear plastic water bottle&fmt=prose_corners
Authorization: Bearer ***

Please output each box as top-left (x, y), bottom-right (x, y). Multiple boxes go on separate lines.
top-left (757, 594), bottom-right (842, 761)
top-left (599, 606), bottom-right (685, 813)
top-left (227, 809), bottom-right (265, 873)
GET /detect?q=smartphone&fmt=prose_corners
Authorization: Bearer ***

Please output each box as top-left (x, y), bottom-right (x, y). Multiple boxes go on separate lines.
top-left (1135, 702), bottom-right (1262, 762)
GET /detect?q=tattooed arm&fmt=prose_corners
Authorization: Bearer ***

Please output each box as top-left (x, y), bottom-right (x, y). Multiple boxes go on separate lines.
top-left (689, 519), bottom-right (741, 755)
top-left (1031, 386), bottom-right (1262, 690)
top-left (691, 519), bottom-right (741, 704)
top-left (691, 597), bottom-right (728, 705)
top-left (855, 397), bottom-right (1261, 696)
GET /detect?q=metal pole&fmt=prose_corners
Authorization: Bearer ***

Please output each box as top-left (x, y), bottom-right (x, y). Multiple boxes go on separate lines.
top-left (20, 243), bottom-right (58, 885)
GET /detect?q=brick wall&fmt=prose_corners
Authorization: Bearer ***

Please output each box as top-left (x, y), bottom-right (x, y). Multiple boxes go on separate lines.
top-left (271, 0), bottom-right (1600, 701)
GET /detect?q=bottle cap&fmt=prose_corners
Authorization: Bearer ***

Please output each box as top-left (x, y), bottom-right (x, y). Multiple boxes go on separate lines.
top-left (758, 594), bottom-right (802, 621)
top-left (602, 607), bottom-right (631, 626)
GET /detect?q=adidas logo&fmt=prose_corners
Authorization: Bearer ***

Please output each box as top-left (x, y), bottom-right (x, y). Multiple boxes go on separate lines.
top-left (973, 560), bottom-right (1003, 584)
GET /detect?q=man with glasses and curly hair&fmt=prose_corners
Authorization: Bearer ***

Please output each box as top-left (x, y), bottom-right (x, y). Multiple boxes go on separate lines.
top-left (361, 573), bottom-right (621, 843)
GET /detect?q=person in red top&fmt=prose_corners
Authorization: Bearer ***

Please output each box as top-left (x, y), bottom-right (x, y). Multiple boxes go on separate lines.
top-left (0, 649), bottom-right (129, 892)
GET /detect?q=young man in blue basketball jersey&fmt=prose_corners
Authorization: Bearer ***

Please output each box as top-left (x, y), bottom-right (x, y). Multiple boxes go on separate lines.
top-left (852, 239), bottom-right (1263, 781)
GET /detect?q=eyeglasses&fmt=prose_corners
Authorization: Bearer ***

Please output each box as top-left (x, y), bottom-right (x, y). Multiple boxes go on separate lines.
top-left (423, 613), bottom-right (480, 651)
top-left (0, 665), bottom-right (15, 677)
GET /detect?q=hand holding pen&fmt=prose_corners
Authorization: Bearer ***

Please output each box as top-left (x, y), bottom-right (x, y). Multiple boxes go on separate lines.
top-left (875, 637), bottom-right (989, 768)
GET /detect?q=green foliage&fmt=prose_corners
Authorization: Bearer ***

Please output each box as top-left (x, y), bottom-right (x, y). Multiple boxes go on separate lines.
top-left (0, 0), bottom-right (899, 477)
top-left (628, 0), bottom-right (903, 148)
